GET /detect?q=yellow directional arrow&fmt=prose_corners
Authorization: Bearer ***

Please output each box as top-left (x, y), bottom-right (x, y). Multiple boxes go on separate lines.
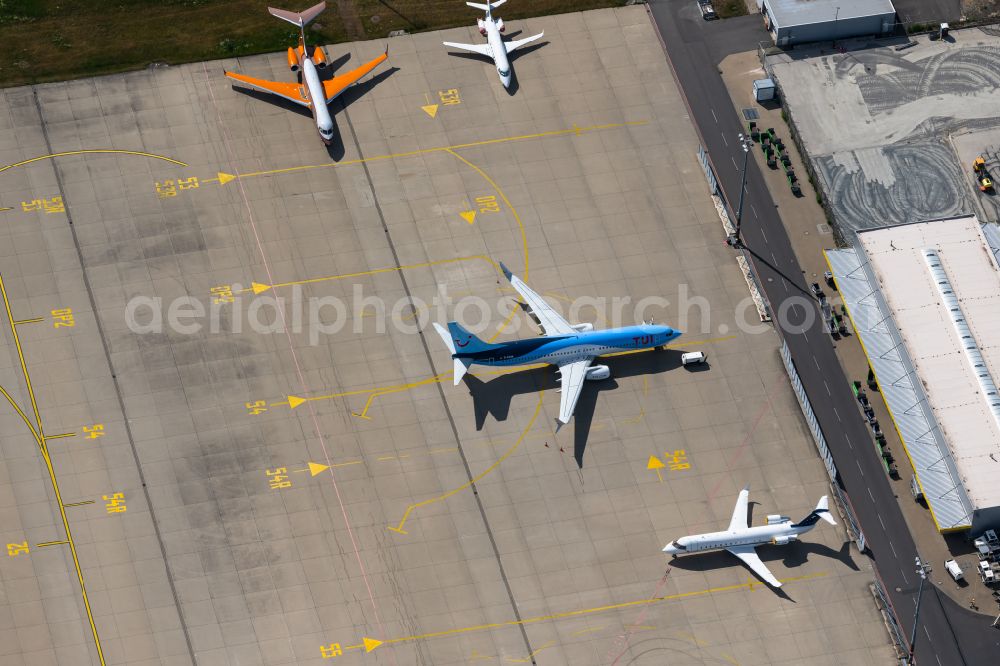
top-left (251, 282), bottom-right (271, 295)
top-left (308, 462), bottom-right (329, 476)
top-left (647, 455), bottom-right (665, 483)
top-left (421, 104), bottom-right (439, 118)
top-left (459, 210), bottom-right (476, 224)
top-left (217, 171), bottom-right (236, 185)
top-left (288, 395), bottom-right (307, 409)
top-left (363, 637), bottom-right (382, 653)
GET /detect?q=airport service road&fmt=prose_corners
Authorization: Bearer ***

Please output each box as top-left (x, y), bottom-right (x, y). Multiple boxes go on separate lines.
top-left (0, 6), bottom-right (890, 666)
top-left (647, 1), bottom-right (1000, 663)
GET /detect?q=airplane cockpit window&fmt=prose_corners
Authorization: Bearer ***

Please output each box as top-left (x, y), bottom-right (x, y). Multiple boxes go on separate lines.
top-left (498, 67), bottom-right (510, 77)
top-left (320, 128), bottom-right (332, 138)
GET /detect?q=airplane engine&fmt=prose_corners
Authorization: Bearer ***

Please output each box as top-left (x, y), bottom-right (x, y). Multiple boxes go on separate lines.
top-left (496, 18), bottom-right (505, 32)
top-left (478, 18), bottom-right (487, 35)
top-left (286, 47), bottom-right (300, 72)
top-left (766, 515), bottom-right (789, 525)
top-left (571, 323), bottom-right (593, 332)
top-left (771, 535), bottom-right (796, 546)
top-left (585, 364), bottom-right (610, 381)
top-left (313, 46), bottom-right (328, 68)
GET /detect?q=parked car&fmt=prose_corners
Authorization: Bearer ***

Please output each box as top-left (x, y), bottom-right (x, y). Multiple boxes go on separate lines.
top-left (698, 1), bottom-right (717, 20)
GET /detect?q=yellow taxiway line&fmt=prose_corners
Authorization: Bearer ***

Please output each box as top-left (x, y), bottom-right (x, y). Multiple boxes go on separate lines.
top-left (0, 274), bottom-right (106, 666)
top-left (222, 122), bottom-right (645, 185)
top-left (344, 571), bottom-right (826, 654)
top-left (275, 335), bottom-right (734, 414)
top-left (242, 255), bottom-right (500, 295)
top-left (215, 122), bottom-right (644, 303)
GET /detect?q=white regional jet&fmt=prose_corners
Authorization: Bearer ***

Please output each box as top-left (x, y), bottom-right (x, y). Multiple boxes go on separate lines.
top-left (443, 1), bottom-right (544, 89)
top-left (662, 486), bottom-right (836, 588)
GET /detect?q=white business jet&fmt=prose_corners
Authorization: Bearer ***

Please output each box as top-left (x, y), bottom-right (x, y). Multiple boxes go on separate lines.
top-left (443, 0), bottom-right (544, 89)
top-left (662, 486), bottom-right (836, 588)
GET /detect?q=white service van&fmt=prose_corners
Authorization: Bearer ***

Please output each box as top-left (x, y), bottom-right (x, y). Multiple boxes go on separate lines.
top-left (681, 351), bottom-right (707, 366)
top-left (944, 559), bottom-right (963, 582)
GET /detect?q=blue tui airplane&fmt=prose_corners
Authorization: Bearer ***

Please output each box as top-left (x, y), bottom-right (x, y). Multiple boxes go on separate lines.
top-left (433, 262), bottom-right (681, 428)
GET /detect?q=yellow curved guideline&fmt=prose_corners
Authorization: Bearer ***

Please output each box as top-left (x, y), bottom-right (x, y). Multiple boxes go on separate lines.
top-left (0, 149), bottom-right (187, 175)
top-left (0, 384), bottom-right (41, 443)
top-left (445, 149), bottom-right (529, 281)
top-left (388, 391), bottom-right (544, 534)
top-left (444, 149), bottom-right (528, 342)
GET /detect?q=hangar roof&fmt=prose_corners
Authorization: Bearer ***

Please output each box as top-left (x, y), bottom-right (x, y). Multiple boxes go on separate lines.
top-left (765, 0), bottom-right (896, 28)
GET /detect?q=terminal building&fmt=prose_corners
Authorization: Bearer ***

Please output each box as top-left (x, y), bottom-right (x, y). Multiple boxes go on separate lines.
top-left (758, 0), bottom-right (897, 47)
top-left (827, 216), bottom-right (1000, 535)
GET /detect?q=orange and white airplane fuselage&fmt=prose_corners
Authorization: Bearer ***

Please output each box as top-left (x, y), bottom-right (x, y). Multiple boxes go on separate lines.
top-left (224, 2), bottom-right (387, 145)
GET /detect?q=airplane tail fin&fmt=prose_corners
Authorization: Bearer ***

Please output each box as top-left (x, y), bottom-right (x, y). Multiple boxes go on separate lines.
top-left (269, 2), bottom-right (326, 30)
top-left (815, 496), bottom-right (837, 525)
top-left (433, 322), bottom-right (476, 385)
top-left (446, 322), bottom-right (498, 353)
top-left (792, 495), bottom-right (837, 528)
top-left (466, 0), bottom-right (506, 15)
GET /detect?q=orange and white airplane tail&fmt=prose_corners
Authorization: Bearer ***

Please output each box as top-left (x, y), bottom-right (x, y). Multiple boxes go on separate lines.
top-left (268, 2), bottom-right (327, 28)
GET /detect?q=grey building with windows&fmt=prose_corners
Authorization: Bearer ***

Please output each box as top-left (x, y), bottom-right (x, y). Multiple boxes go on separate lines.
top-left (759, 0), bottom-right (896, 47)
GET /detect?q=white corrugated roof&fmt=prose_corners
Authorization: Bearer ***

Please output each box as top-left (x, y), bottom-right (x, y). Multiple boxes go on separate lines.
top-left (858, 216), bottom-right (1000, 511)
top-left (765, 0), bottom-right (895, 28)
top-left (827, 248), bottom-right (972, 531)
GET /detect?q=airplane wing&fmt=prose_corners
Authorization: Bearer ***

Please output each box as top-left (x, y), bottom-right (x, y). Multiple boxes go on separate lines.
top-left (224, 71), bottom-right (310, 107)
top-left (727, 545), bottom-right (783, 588)
top-left (500, 262), bottom-right (575, 336)
top-left (557, 358), bottom-right (592, 426)
top-left (323, 49), bottom-right (389, 104)
top-left (443, 41), bottom-right (494, 58)
top-left (727, 485), bottom-right (750, 531)
top-left (506, 32), bottom-right (544, 52)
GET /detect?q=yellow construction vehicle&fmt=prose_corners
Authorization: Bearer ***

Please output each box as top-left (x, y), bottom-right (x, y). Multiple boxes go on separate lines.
top-left (974, 156), bottom-right (994, 192)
